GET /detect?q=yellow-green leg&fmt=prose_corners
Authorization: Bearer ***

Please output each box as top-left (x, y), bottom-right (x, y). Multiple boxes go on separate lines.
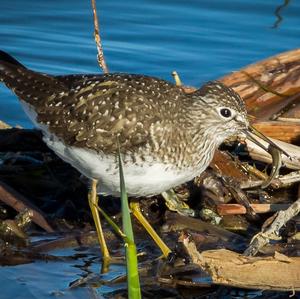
top-left (88, 179), bottom-right (110, 273)
top-left (130, 200), bottom-right (171, 258)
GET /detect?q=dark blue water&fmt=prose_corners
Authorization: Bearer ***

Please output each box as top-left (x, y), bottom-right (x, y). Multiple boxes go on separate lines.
top-left (0, 1), bottom-right (299, 297)
top-left (0, 0), bottom-right (299, 128)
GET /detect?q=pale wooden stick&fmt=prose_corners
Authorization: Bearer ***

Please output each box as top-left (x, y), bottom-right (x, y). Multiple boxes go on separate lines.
top-left (239, 171), bottom-right (300, 189)
top-left (245, 137), bottom-right (300, 170)
top-left (91, 0), bottom-right (109, 73)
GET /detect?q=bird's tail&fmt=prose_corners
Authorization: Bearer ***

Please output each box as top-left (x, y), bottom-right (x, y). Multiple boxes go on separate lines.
top-left (0, 50), bottom-right (26, 69)
top-left (0, 50), bottom-right (66, 106)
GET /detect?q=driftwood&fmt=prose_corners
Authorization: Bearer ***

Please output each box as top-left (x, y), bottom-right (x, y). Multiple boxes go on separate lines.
top-left (184, 49), bottom-right (300, 144)
top-left (181, 234), bottom-right (300, 291)
top-left (192, 49), bottom-right (300, 288)
top-left (220, 49), bottom-right (300, 143)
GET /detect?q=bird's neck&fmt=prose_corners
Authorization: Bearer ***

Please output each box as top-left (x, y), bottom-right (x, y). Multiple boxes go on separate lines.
top-left (190, 125), bottom-right (220, 167)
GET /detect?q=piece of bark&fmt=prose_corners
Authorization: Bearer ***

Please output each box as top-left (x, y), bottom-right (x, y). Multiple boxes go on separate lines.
top-left (239, 171), bottom-right (300, 189)
top-left (272, 170), bottom-right (300, 187)
top-left (220, 49), bottom-right (300, 117)
top-left (253, 121), bottom-right (300, 144)
top-left (0, 181), bottom-right (54, 233)
top-left (181, 234), bottom-right (300, 291)
top-left (210, 151), bottom-right (249, 181)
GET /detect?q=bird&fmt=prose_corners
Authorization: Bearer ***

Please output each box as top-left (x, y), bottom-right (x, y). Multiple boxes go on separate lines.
top-left (0, 50), bottom-right (278, 271)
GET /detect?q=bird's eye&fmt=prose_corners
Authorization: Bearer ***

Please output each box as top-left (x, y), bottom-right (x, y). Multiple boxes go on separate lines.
top-left (220, 108), bottom-right (232, 118)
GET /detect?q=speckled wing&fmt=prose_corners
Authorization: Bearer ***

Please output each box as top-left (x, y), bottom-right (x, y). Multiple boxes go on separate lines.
top-left (0, 56), bottom-right (182, 154)
top-left (47, 73), bottom-right (182, 154)
top-left (0, 51), bottom-right (183, 153)
top-left (44, 74), bottom-right (155, 153)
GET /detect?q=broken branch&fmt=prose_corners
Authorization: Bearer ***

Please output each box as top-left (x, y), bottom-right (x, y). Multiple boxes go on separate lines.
top-left (0, 181), bottom-right (54, 233)
top-left (244, 190), bottom-right (300, 256)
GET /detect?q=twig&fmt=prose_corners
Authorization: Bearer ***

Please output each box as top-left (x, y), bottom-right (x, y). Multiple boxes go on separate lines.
top-left (91, 0), bottom-right (109, 73)
top-left (276, 117), bottom-right (300, 124)
top-left (272, 0), bottom-right (290, 29)
top-left (239, 171), bottom-right (300, 190)
top-left (217, 203), bottom-right (290, 215)
top-left (224, 179), bottom-right (257, 218)
top-left (271, 170), bottom-right (300, 187)
top-left (244, 187), bottom-right (300, 256)
top-left (240, 180), bottom-right (264, 189)
top-left (241, 71), bottom-right (291, 97)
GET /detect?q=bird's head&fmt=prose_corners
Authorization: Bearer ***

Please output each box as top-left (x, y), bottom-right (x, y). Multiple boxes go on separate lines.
top-left (189, 81), bottom-right (288, 187)
top-left (190, 81), bottom-right (249, 145)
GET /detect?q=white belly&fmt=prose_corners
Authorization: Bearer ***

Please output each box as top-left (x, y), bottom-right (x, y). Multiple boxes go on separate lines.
top-left (44, 135), bottom-right (201, 196)
top-left (20, 101), bottom-right (203, 197)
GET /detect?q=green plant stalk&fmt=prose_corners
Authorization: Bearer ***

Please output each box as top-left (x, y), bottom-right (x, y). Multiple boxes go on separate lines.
top-left (96, 205), bottom-right (126, 239)
top-left (118, 150), bottom-right (141, 299)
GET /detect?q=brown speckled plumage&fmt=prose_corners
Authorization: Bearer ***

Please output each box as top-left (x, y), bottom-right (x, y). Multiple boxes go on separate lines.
top-left (0, 51), bottom-right (249, 196)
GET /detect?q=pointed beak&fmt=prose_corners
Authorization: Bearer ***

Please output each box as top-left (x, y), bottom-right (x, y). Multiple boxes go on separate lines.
top-left (245, 125), bottom-right (290, 158)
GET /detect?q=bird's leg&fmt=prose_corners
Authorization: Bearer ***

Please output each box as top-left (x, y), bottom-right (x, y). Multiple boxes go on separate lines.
top-left (88, 179), bottom-right (110, 273)
top-left (162, 189), bottom-right (196, 217)
top-left (130, 200), bottom-right (172, 258)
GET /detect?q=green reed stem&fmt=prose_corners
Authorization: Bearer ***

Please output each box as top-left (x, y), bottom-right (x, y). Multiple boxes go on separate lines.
top-left (118, 148), bottom-right (141, 299)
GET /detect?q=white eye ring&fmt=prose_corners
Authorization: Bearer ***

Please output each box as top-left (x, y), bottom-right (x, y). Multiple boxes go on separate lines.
top-left (217, 107), bottom-right (235, 119)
